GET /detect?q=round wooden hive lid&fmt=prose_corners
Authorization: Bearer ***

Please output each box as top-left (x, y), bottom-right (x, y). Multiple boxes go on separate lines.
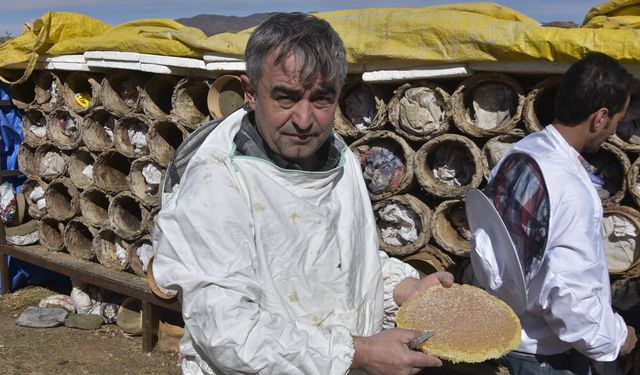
top-left (396, 284), bottom-right (521, 363)
top-left (147, 256), bottom-right (178, 300)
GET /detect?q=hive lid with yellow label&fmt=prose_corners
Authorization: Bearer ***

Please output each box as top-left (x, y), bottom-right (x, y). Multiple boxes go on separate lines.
top-left (396, 283), bottom-right (521, 363)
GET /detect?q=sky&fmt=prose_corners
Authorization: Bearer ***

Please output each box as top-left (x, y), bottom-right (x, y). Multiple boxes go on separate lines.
top-left (1, 0), bottom-right (605, 36)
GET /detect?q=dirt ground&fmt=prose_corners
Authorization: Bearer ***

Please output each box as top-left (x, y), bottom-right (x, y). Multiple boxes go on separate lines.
top-left (0, 287), bottom-right (508, 375)
top-left (2, 287), bottom-right (634, 375)
top-left (0, 286), bottom-right (180, 375)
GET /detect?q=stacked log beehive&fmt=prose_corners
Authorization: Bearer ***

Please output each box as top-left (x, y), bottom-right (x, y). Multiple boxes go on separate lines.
top-left (13, 69), bottom-right (211, 278)
top-left (337, 74), bottom-right (640, 371)
top-left (10, 68), bottom-right (640, 368)
top-left (330, 74), bottom-right (640, 279)
top-left (12, 68), bottom-right (640, 286)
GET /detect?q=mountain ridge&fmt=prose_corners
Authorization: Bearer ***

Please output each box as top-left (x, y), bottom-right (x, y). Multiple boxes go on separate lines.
top-left (175, 13), bottom-right (276, 36)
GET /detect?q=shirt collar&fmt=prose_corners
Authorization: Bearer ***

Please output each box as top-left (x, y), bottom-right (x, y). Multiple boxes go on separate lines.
top-left (546, 124), bottom-right (580, 160)
top-left (546, 124), bottom-right (603, 188)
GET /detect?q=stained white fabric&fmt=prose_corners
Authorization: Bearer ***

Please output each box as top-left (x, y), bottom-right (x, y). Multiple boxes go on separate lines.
top-left (40, 151), bottom-right (65, 178)
top-left (602, 214), bottom-right (639, 271)
top-left (142, 163), bottom-right (162, 184)
top-left (487, 125), bottom-right (628, 361)
top-left (81, 164), bottom-right (94, 179)
top-left (28, 186), bottom-right (45, 202)
top-left (127, 124), bottom-right (148, 155)
top-left (104, 125), bottom-right (115, 142)
top-left (70, 285), bottom-right (106, 317)
top-left (115, 240), bottom-right (128, 265)
top-left (50, 81), bottom-right (59, 104)
top-left (378, 203), bottom-right (419, 246)
top-left (431, 146), bottom-right (473, 187)
top-left (153, 108), bottom-right (418, 375)
top-left (471, 82), bottom-right (512, 129)
top-left (5, 230), bottom-right (39, 246)
top-left (27, 185), bottom-right (47, 212)
top-left (60, 117), bottom-right (78, 137)
top-left (71, 285), bottom-right (93, 315)
top-left (38, 294), bottom-right (76, 312)
top-left (36, 198), bottom-right (46, 210)
top-left (399, 87), bottom-right (444, 135)
top-left (0, 182), bottom-right (15, 214)
top-left (471, 229), bottom-right (502, 291)
top-left (468, 192), bottom-right (527, 316)
top-left (29, 124), bottom-right (46, 138)
top-left (136, 243), bottom-right (154, 273)
top-left (142, 163), bottom-right (162, 194)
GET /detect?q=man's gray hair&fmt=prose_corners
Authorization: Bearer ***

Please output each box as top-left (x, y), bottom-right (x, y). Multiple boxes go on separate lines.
top-left (244, 12), bottom-right (347, 89)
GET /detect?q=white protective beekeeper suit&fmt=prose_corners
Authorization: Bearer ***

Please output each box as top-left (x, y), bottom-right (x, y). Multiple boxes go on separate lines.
top-left (152, 107), bottom-right (419, 374)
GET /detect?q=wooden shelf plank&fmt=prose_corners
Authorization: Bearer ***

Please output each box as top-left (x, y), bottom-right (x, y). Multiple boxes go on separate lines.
top-left (0, 170), bottom-right (22, 178)
top-left (0, 244), bottom-right (180, 312)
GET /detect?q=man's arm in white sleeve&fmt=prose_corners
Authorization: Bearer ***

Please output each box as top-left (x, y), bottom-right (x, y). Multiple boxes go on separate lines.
top-left (539, 195), bottom-right (628, 362)
top-left (378, 251), bottom-right (420, 329)
top-left (378, 252), bottom-right (455, 329)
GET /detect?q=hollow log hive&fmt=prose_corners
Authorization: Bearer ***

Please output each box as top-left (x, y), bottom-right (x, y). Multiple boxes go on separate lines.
top-left (11, 69), bottom-right (640, 367)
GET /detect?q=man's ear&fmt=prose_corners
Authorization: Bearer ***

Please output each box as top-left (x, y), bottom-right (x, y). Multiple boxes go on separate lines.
top-left (591, 107), bottom-right (610, 132)
top-left (240, 74), bottom-right (256, 110)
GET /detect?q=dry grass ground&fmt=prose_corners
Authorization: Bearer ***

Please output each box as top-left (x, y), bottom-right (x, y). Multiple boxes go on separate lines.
top-left (0, 286), bottom-right (180, 375)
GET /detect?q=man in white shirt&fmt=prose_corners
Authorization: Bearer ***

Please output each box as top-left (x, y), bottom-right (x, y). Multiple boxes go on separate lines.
top-left (152, 12), bottom-right (453, 375)
top-left (473, 52), bottom-right (637, 374)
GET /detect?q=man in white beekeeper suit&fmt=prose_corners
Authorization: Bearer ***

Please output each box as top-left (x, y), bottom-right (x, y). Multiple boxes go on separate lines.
top-left (467, 52), bottom-right (638, 375)
top-left (152, 12), bottom-right (453, 375)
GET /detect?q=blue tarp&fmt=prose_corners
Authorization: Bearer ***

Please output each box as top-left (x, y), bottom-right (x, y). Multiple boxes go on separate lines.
top-left (1, 82), bottom-right (70, 294)
top-left (0, 82), bottom-right (25, 190)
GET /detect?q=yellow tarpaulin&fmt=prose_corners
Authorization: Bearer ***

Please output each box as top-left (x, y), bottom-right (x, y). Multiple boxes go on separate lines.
top-left (2, 1), bottom-right (640, 84)
top-left (0, 12), bottom-right (111, 83)
top-left (583, 0), bottom-right (640, 28)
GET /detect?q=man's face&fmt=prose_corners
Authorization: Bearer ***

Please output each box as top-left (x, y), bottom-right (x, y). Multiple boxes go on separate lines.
top-left (242, 51), bottom-right (340, 170)
top-left (585, 96), bottom-right (630, 153)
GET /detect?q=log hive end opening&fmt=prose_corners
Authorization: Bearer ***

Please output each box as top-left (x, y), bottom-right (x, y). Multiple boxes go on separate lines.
top-left (39, 217), bottom-right (65, 251)
top-left (45, 179), bottom-right (78, 221)
top-left (80, 189), bottom-right (110, 226)
top-left (143, 76), bottom-right (175, 118)
top-left (352, 138), bottom-right (408, 197)
top-left (65, 220), bottom-right (96, 261)
top-left (10, 78), bottom-right (36, 109)
top-left (173, 79), bottom-right (209, 125)
top-left (83, 108), bottom-right (116, 152)
top-left (94, 152), bottom-right (131, 193)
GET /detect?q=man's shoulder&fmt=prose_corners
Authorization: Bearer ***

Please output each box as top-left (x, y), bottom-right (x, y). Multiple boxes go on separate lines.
top-left (162, 115), bottom-right (237, 197)
top-left (488, 152), bottom-right (548, 201)
top-left (510, 136), bottom-right (574, 179)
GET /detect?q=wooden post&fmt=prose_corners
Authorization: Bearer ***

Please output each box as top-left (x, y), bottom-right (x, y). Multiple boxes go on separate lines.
top-left (142, 300), bottom-right (156, 352)
top-left (0, 252), bottom-right (9, 295)
top-left (0, 169), bottom-right (9, 294)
